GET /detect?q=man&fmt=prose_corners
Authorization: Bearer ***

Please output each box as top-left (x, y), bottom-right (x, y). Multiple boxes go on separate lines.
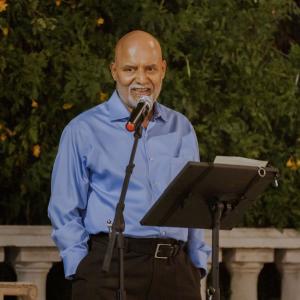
top-left (48, 30), bottom-right (211, 300)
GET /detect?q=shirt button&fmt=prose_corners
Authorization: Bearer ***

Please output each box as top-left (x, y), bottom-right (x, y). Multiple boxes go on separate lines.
top-left (149, 157), bottom-right (154, 161)
top-left (161, 231), bottom-right (166, 236)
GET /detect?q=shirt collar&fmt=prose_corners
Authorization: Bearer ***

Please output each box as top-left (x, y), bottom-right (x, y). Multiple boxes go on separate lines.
top-left (107, 90), bottom-right (168, 122)
top-left (153, 102), bottom-right (168, 122)
top-left (107, 91), bottom-right (131, 121)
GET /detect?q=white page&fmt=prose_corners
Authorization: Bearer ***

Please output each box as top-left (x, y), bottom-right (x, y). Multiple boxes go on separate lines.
top-left (214, 156), bottom-right (268, 167)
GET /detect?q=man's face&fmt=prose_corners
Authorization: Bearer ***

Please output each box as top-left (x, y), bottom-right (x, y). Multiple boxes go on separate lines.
top-left (110, 36), bottom-right (166, 109)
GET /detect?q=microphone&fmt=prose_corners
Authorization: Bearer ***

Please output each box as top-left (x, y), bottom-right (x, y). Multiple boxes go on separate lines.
top-left (126, 96), bottom-right (153, 132)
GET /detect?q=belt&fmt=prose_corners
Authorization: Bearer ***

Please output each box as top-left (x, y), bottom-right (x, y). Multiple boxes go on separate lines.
top-left (90, 233), bottom-right (186, 259)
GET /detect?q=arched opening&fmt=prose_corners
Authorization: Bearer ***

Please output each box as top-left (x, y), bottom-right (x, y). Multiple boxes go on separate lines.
top-left (46, 262), bottom-right (72, 300)
top-left (258, 263), bottom-right (281, 300)
top-left (0, 261), bottom-right (17, 300)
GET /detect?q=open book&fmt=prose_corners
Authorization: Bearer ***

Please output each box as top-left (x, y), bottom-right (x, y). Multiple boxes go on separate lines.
top-left (214, 156), bottom-right (268, 167)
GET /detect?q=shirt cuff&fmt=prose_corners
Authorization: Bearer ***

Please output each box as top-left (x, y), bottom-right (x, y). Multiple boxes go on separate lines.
top-left (188, 245), bottom-right (211, 275)
top-left (61, 249), bottom-right (88, 279)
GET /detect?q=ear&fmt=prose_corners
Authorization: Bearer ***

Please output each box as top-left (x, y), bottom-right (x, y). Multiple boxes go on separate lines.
top-left (110, 62), bottom-right (117, 81)
top-left (161, 60), bottom-right (167, 79)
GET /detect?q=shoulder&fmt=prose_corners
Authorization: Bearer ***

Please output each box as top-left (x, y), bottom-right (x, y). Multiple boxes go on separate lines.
top-left (63, 101), bottom-right (109, 134)
top-left (57, 102), bottom-right (108, 150)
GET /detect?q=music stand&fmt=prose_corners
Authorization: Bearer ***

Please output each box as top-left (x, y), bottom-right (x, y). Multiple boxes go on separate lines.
top-left (140, 162), bottom-right (279, 300)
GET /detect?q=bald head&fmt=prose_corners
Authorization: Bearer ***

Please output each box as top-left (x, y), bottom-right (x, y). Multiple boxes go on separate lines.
top-left (110, 30), bottom-right (167, 109)
top-left (114, 30), bottom-right (163, 63)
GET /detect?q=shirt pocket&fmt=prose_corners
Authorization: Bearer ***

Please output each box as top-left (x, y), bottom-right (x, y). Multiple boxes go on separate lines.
top-left (148, 132), bottom-right (181, 157)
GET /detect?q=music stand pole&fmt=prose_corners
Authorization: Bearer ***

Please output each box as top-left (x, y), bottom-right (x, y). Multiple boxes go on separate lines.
top-left (208, 201), bottom-right (228, 300)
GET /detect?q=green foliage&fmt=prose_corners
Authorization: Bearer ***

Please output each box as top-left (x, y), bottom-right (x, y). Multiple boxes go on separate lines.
top-left (0, 0), bottom-right (299, 227)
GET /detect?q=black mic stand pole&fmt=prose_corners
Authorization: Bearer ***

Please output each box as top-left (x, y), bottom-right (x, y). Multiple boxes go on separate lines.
top-left (102, 123), bottom-right (143, 300)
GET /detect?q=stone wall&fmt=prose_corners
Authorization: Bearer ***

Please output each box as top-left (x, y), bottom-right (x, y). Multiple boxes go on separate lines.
top-left (0, 226), bottom-right (299, 300)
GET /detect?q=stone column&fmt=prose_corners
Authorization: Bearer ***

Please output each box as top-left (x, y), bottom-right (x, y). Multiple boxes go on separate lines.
top-left (224, 248), bottom-right (273, 300)
top-left (15, 262), bottom-right (52, 300)
top-left (276, 249), bottom-right (300, 300)
top-left (8, 247), bottom-right (60, 300)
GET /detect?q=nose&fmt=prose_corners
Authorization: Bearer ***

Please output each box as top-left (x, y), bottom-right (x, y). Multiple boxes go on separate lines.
top-left (135, 69), bottom-right (148, 85)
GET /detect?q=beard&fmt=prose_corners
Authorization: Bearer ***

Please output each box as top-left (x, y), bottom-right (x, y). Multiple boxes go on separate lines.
top-left (118, 85), bottom-right (157, 110)
top-left (126, 94), bottom-right (140, 109)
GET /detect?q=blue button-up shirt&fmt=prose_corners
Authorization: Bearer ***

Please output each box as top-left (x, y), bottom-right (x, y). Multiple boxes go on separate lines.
top-left (48, 91), bottom-right (211, 278)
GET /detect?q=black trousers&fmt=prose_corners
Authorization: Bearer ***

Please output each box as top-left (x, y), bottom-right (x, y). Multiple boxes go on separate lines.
top-left (72, 235), bottom-right (202, 300)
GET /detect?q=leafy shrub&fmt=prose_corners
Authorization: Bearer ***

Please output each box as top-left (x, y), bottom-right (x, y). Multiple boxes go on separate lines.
top-left (0, 0), bottom-right (299, 227)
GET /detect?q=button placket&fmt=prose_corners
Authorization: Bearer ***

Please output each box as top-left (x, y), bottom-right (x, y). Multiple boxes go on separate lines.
top-left (142, 131), bottom-right (154, 193)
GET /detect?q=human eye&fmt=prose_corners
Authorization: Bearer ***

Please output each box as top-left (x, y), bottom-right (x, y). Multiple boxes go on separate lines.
top-left (146, 65), bottom-right (157, 73)
top-left (123, 66), bottom-right (135, 73)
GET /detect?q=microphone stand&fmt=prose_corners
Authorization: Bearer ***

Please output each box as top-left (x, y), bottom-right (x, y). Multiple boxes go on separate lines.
top-left (102, 123), bottom-right (143, 300)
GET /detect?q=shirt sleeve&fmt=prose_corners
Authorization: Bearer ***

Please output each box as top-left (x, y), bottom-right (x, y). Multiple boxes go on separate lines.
top-left (48, 123), bottom-right (90, 279)
top-left (187, 123), bottom-right (211, 274)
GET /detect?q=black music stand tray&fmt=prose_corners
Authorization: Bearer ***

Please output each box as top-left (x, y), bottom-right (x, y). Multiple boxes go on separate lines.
top-left (140, 162), bottom-right (279, 300)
